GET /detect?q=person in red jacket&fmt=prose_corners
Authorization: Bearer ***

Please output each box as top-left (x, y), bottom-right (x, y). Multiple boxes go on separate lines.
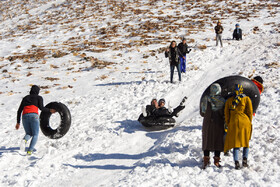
top-left (251, 76), bottom-right (264, 116)
top-left (251, 76), bottom-right (264, 94)
top-left (16, 85), bottom-right (56, 155)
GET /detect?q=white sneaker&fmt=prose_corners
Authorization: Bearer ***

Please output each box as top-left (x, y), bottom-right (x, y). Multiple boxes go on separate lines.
top-left (20, 139), bottom-right (27, 152)
top-left (142, 106), bottom-right (147, 117)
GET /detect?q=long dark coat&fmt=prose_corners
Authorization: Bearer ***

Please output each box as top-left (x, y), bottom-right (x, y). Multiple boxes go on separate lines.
top-left (202, 101), bottom-right (225, 152)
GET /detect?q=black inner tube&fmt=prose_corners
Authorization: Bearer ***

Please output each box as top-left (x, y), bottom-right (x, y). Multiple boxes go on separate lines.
top-left (138, 114), bottom-right (176, 128)
top-left (199, 75), bottom-right (260, 116)
top-left (40, 102), bottom-right (71, 139)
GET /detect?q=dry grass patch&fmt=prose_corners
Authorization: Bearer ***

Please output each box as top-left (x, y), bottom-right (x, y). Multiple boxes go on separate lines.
top-left (198, 45), bottom-right (207, 50)
top-left (265, 62), bottom-right (280, 68)
top-left (45, 77), bottom-right (60, 81)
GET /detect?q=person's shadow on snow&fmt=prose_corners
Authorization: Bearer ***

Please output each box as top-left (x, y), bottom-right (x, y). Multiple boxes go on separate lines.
top-left (65, 125), bottom-right (202, 170)
top-left (0, 146), bottom-right (19, 157)
top-left (114, 119), bottom-right (147, 134)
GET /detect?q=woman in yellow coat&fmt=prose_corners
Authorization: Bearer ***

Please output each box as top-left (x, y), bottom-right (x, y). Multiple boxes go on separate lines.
top-left (224, 84), bottom-right (253, 169)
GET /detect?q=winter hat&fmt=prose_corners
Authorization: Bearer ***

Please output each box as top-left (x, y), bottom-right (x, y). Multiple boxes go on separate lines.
top-left (253, 76), bottom-right (263, 84)
top-left (158, 98), bottom-right (165, 105)
top-left (235, 23), bottom-right (240, 27)
top-left (30, 85), bottom-right (40, 95)
top-left (182, 37), bottom-right (186, 41)
top-left (210, 83), bottom-right (222, 96)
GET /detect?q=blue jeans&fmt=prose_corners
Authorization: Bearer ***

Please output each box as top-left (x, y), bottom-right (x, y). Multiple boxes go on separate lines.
top-left (179, 56), bottom-right (186, 73)
top-left (170, 64), bottom-right (181, 83)
top-left (22, 113), bottom-right (40, 152)
top-left (233, 147), bottom-right (249, 161)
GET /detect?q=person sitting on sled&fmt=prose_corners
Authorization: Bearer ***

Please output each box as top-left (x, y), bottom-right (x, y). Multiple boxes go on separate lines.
top-left (142, 98), bottom-right (159, 117)
top-left (154, 97), bottom-right (187, 118)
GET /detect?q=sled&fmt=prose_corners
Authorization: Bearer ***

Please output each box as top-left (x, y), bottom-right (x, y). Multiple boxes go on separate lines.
top-left (138, 114), bottom-right (176, 129)
top-left (199, 75), bottom-right (261, 116)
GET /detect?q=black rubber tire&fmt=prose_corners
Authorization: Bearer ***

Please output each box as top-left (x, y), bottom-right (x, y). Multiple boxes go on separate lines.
top-left (138, 114), bottom-right (176, 128)
top-left (40, 102), bottom-right (71, 139)
top-left (199, 75), bottom-right (260, 116)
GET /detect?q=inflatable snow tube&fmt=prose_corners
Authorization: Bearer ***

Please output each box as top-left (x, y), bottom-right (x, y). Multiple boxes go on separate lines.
top-left (199, 75), bottom-right (260, 117)
top-left (40, 102), bottom-right (71, 139)
top-left (138, 114), bottom-right (176, 128)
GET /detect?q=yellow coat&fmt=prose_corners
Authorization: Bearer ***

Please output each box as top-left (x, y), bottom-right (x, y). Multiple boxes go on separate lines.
top-left (224, 96), bottom-right (253, 152)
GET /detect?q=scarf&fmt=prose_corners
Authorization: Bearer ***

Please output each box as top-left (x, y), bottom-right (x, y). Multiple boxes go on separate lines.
top-left (208, 95), bottom-right (225, 111)
top-left (230, 84), bottom-right (246, 110)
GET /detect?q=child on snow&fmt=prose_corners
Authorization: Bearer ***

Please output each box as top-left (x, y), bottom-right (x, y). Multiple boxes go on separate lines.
top-left (233, 24), bottom-right (242, 40)
top-left (16, 85), bottom-right (56, 155)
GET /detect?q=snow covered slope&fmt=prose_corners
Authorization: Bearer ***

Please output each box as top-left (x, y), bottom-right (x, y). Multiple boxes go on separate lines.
top-left (0, 0), bottom-right (279, 186)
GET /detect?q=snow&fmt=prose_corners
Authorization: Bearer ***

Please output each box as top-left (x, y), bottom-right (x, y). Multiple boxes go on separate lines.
top-left (0, 0), bottom-right (279, 186)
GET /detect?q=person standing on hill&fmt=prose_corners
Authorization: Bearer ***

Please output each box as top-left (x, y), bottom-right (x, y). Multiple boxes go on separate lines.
top-left (201, 83), bottom-right (226, 169)
top-left (224, 84), bottom-right (253, 169)
top-left (177, 38), bottom-right (192, 73)
top-left (233, 24), bottom-right (242, 40)
top-left (165, 41), bottom-right (181, 83)
top-left (16, 85), bottom-right (56, 155)
top-left (251, 76), bottom-right (264, 95)
top-left (214, 20), bottom-right (223, 47)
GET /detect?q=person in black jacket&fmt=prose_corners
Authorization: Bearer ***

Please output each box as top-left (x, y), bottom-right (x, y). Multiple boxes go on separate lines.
top-left (214, 20), bottom-right (223, 47)
top-left (177, 38), bottom-right (192, 73)
top-left (142, 98), bottom-right (159, 117)
top-left (16, 85), bottom-right (56, 155)
top-left (165, 41), bottom-right (181, 83)
top-left (154, 97), bottom-right (187, 117)
top-left (233, 24), bottom-right (242, 40)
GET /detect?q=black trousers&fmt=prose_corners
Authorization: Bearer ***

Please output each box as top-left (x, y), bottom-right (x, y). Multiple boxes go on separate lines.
top-left (171, 105), bottom-right (185, 117)
top-left (204, 150), bottom-right (221, 157)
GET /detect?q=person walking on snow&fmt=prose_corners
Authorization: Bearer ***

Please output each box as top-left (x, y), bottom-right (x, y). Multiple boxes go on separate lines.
top-left (233, 24), bottom-right (242, 40)
top-left (224, 84), bottom-right (253, 169)
top-left (165, 41), bottom-right (181, 83)
top-left (214, 20), bottom-right (223, 47)
top-left (201, 83), bottom-right (226, 169)
top-left (177, 38), bottom-right (192, 73)
top-left (16, 85), bottom-right (56, 155)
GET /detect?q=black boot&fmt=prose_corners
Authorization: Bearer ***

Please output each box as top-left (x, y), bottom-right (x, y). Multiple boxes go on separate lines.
top-left (235, 161), bottom-right (240, 170)
top-left (242, 157), bottom-right (249, 167)
top-left (180, 96), bottom-right (188, 106)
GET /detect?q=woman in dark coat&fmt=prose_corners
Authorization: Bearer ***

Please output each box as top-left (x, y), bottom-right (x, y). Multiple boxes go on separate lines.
top-left (201, 83), bottom-right (225, 169)
top-left (165, 41), bottom-right (181, 83)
